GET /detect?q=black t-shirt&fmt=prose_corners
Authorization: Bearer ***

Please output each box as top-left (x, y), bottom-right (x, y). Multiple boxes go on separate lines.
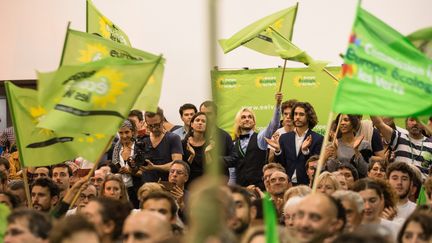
top-left (182, 139), bottom-right (206, 184)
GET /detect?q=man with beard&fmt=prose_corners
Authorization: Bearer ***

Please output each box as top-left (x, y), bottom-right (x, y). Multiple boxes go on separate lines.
top-left (268, 102), bottom-right (323, 185)
top-left (31, 178), bottom-right (59, 212)
top-left (228, 185), bottom-right (256, 240)
top-left (51, 163), bottom-right (72, 199)
top-left (294, 193), bottom-right (345, 243)
top-left (372, 116), bottom-right (432, 174)
top-left (386, 162), bottom-right (416, 223)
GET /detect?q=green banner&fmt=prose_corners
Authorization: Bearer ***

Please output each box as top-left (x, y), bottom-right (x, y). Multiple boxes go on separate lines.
top-left (333, 7), bottom-right (432, 117)
top-left (37, 57), bottom-right (161, 135)
top-left (60, 28), bottom-right (165, 112)
top-left (211, 66), bottom-right (340, 136)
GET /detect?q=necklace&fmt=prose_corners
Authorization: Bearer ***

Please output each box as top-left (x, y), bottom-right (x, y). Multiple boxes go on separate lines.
top-left (407, 136), bottom-right (424, 163)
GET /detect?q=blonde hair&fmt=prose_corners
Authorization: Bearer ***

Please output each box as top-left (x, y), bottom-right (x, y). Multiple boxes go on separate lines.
top-left (137, 182), bottom-right (163, 202)
top-left (233, 107), bottom-right (256, 138)
top-left (316, 172), bottom-right (341, 191)
top-left (283, 185), bottom-right (311, 203)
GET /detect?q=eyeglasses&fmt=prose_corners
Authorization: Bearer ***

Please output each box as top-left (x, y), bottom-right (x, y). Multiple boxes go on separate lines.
top-left (79, 194), bottom-right (96, 200)
top-left (90, 177), bottom-right (104, 183)
top-left (147, 122), bottom-right (162, 129)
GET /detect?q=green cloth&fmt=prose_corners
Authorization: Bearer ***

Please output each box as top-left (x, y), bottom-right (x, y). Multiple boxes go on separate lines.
top-left (86, 0), bottom-right (131, 46)
top-left (417, 185), bottom-right (427, 205)
top-left (60, 28), bottom-right (165, 112)
top-left (5, 82), bottom-right (111, 166)
top-left (37, 57), bottom-right (161, 135)
top-left (407, 27), bottom-right (432, 59)
top-left (333, 7), bottom-right (432, 117)
top-left (0, 204), bottom-right (10, 243)
top-left (263, 193), bottom-right (279, 243)
top-left (219, 4), bottom-right (298, 56)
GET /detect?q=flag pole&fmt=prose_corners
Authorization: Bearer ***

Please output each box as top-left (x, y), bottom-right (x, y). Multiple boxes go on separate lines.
top-left (312, 111), bottom-right (334, 193)
top-left (69, 136), bottom-right (114, 209)
top-left (22, 167), bottom-right (32, 208)
top-left (323, 68), bottom-right (339, 82)
top-left (332, 114), bottom-right (342, 146)
top-left (278, 59), bottom-right (288, 92)
top-left (58, 22), bottom-right (71, 67)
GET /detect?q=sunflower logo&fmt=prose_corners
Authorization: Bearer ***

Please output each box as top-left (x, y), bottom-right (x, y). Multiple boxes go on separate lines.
top-left (255, 76), bottom-right (263, 88)
top-left (77, 133), bottom-right (106, 143)
top-left (78, 43), bottom-right (109, 63)
top-left (99, 16), bottom-right (113, 39)
top-left (29, 106), bottom-right (53, 136)
top-left (272, 18), bottom-right (284, 31)
top-left (89, 68), bottom-right (128, 108)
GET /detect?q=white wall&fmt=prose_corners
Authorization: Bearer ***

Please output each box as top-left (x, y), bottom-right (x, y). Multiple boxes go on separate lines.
top-left (0, 0), bottom-right (430, 124)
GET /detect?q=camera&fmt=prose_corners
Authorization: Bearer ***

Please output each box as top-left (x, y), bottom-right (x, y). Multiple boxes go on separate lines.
top-left (129, 137), bottom-right (151, 168)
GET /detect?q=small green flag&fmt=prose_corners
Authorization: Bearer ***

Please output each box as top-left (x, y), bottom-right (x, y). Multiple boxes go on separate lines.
top-left (263, 193), bottom-right (279, 243)
top-left (333, 7), bottom-right (432, 117)
top-left (5, 82), bottom-right (111, 166)
top-left (0, 204), bottom-right (10, 243)
top-left (37, 57), bottom-right (162, 135)
top-left (417, 185), bottom-right (428, 205)
top-left (60, 28), bottom-right (165, 112)
top-left (219, 4), bottom-right (298, 56)
top-left (269, 28), bottom-right (328, 71)
top-left (407, 27), bottom-right (432, 59)
top-left (86, 0), bottom-right (131, 46)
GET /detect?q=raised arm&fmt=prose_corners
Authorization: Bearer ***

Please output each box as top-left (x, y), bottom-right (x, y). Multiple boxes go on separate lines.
top-left (257, 92), bottom-right (282, 150)
top-left (370, 116), bottom-right (393, 143)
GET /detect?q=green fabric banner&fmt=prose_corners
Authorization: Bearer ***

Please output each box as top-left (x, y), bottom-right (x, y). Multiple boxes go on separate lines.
top-left (5, 82), bottom-right (111, 166)
top-left (407, 26), bottom-right (432, 59)
top-left (37, 57), bottom-right (161, 135)
top-left (211, 66), bottom-right (340, 136)
top-left (86, 0), bottom-right (131, 46)
top-left (60, 28), bottom-right (165, 112)
top-left (333, 7), bottom-right (432, 117)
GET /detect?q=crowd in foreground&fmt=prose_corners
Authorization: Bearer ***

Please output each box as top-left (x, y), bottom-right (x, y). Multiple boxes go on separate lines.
top-left (0, 93), bottom-right (432, 243)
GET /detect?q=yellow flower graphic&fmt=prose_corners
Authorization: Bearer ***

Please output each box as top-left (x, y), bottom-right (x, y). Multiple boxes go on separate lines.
top-left (293, 76), bottom-right (302, 87)
top-left (272, 19), bottom-right (284, 31)
top-left (91, 68), bottom-right (128, 108)
top-left (78, 43), bottom-right (109, 63)
top-left (77, 133), bottom-right (106, 143)
top-left (29, 106), bottom-right (53, 136)
top-left (99, 16), bottom-right (113, 38)
top-left (255, 77), bottom-right (263, 88)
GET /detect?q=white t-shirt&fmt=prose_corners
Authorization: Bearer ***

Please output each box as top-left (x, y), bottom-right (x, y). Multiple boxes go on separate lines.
top-left (380, 218), bottom-right (402, 241)
top-left (394, 200), bottom-right (417, 224)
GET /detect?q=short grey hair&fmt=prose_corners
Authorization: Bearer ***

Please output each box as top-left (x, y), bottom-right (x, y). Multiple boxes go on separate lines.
top-left (332, 190), bottom-right (364, 214)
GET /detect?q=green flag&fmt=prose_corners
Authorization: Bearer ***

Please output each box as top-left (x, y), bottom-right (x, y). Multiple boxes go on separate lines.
top-left (269, 28), bottom-right (329, 71)
top-left (416, 185), bottom-right (428, 205)
top-left (407, 27), bottom-right (432, 59)
top-left (60, 28), bottom-right (164, 112)
top-left (0, 204), bottom-right (10, 243)
top-left (5, 82), bottom-right (111, 167)
top-left (263, 193), bottom-right (279, 243)
top-left (219, 4), bottom-right (298, 56)
top-left (333, 7), bottom-right (432, 117)
top-left (86, 0), bottom-right (131, 46)
top-left (37, 57), bottom-right (162, 135)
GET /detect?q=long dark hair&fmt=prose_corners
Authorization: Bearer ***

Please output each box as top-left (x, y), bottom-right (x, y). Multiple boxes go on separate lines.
top-left (334, 114), bottom-right (360, 138)
top-left (185, 112), bottom-right (208, 140)
top-left (290, 102), bottom-right (318, 129)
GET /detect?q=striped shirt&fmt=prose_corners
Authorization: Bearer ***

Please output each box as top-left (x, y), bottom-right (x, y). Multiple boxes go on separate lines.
top-left (0, 127), bottom-right (15, 147)
top-left (390, 130), bottom-right (432, 174)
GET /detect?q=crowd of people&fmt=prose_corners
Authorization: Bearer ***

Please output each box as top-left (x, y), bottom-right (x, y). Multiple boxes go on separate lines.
top-left (0, 93), bottom-right (432, 243)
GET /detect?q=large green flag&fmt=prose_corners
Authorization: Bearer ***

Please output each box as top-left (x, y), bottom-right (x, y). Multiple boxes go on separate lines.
top-left (263, 193), bottom-right (279, 243)
top-left (86, 0), bottom-right (131, 46)
top-left (37, 57), bottom-right (161, 135)
top-left (333, 7), bottom-right (432, 117)
top-left (219, 4), bottom-right (298, 56)
top-left (60, 28), bottom-right (164, 112)
top-left (269, 28), bottom-right (328, 71)
top-left (5, 82), bottom-right (111, 167)
top-left (407, 27), bottom-right (432, 59)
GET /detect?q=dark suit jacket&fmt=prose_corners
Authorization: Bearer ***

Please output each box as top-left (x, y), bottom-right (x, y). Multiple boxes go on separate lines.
top-left (276, 129), bottom-right (323, 185)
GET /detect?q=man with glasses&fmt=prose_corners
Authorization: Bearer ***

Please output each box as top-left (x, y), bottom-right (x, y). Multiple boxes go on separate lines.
top-left (167, 160), bottom-right (190, 212)
top-left (89, 169), bottom-right (105, 192)
top-left (138, 108), bottom-right (183, 184)
top-left (67, 184), bottom-right (97, 215)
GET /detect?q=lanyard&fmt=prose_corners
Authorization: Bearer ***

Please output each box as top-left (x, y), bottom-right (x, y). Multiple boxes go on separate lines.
top-left (408, 136), bottom-right (424, 163)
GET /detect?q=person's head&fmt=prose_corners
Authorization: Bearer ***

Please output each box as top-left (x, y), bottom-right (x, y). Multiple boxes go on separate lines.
top-left (294, 193), bottom-right (345, 243)
top-left (168, 160), bottom-right (190, 188)
top-left (33, 167), bottom-right (51, 180)
top-left (334, 114), bottom-right (360, 138)
top-left (305, 155), bottom-right (319, 182)
top-left (199, 100), bottom-right (217, 122)
top-left (51, 163), bottom-right (72, 192)
top-left (0, 171), bottom-right (7, 192)
top-left (122, 211), bottom-right (173, 243)
top-left (281, 99), bottom-right (298, 129)
top-left (187, 112), bottom-right (208, 138)
top-left (368, 159), bottom-right (388, 180)
top-left (283, 196), bottom-right (303, 233)
top-left (336, 163), bottom-right (359, 190)
top-left (118, 119), bottom-right (136, 145)
top-left (386, 162), bottom-right (414, 201)
top-left (31, 178), bottom-right (59, 212)
top-left (179, 103), bottom-right (197, 127)
top-left (269, 171), bottom-right (290, 197)
top-left (80, 197), bottom-right (132, 242)
top-left (425, 176), bottom-right (432, 204)
top-left (332, 190), bottom-right (364, 232)
top-left (234, 108), bottom-right (256, 138)
top-left (128, 110), bottom-right (144, 130)
top-left (5, 208), bottom-right (52, 243)
top-left (49, 214), bottom-right (100, 243)
top-left (397, 212), bottom-right (432, 243)
top-left (262, 163), bottom-right (286, 192)
top-left (405, 117), bottom-right (424, 139)
top-left (90, 169), bottom-right (105, 192)
top-left (76, 184), bottom-right (97, 212)
top-left (316, 172), bottom-right (341, 195)
top-left (137, 182), bottom-right (163, 202)
top-left (229, 185), bottom-right (255, 236)
top-left (100, 174), bottom-right (128, 202)
top-left (352, 179), bottom-right (385, 223)
top-left (291, 102), bottom-right (318, 130)
top-left (0, 157), bottom-right (10, 175)
top-left (144, 108), bottom-right (165, 136)
top-left (141, 191), bottom-right (178, 224)
top-left (283, 185), bottom-right (311, 203)
top-left (8, 180), bottom-right (26, 207)
top-left (0, 191), bottom-right (20, 210)
top-left (332, 171), bottom-right (348, 190)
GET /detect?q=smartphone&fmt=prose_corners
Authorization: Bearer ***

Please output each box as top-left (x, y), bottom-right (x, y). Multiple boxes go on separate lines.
top-left (158, 181), bottom-right (175, 191)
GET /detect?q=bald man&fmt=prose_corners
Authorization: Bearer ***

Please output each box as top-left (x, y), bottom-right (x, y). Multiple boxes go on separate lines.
top-left (294, 193), bottom-right (345, 243)
top-left (122, 211), bottom-right (173, 243)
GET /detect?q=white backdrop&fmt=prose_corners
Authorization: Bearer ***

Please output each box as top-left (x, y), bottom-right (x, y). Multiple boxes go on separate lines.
top-left (0, 0), bottom-right (430, 124)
